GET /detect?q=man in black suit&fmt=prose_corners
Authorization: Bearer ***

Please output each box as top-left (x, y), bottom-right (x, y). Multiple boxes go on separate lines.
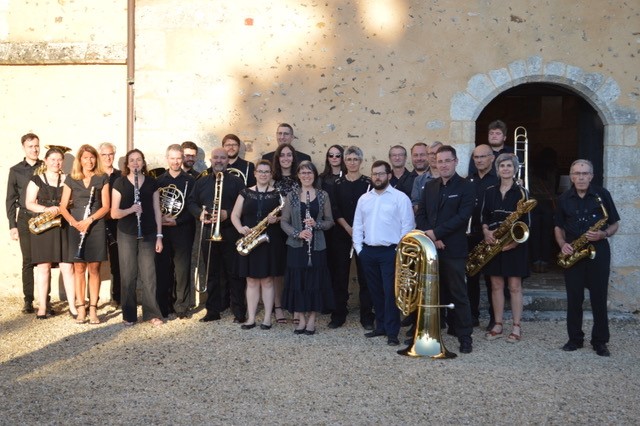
top-left (416, 145), bottom-right (475, 354)
top-left (222, 134), bottom-right (256, 187)
top-left (188, 147), bottom-right (246, 323)
top-left (261, 123), bottom-right (311, 164)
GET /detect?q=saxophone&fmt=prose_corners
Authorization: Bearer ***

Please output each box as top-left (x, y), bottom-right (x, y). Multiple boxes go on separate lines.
top-left (236, 195), bottom-right (285, 256)
top-left (557, 195), bottom-right (609, 268)
top-left (28, 210), bottom-right (62, 234)
top-left (465, 186), bottom-right (537, 276)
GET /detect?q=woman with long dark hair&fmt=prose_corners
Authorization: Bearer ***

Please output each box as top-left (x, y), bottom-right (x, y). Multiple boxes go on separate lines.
top-left (111, 149), bottom-right (164, 326)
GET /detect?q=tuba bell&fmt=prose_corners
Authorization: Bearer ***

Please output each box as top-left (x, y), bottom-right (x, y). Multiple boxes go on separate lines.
top-left (395, 230), bottom-right (456, 359)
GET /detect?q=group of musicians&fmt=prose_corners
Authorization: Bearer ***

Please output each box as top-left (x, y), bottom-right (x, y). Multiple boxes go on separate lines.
top-left (6, 121), bottom-right (620, 356)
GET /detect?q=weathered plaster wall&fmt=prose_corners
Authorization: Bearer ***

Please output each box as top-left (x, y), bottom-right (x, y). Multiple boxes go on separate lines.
top-left (0, 0), bottom-right (638, 309)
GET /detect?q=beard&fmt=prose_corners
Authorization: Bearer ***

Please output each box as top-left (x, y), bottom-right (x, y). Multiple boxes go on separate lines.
top-left (373, 179), bottom-right (389, 190)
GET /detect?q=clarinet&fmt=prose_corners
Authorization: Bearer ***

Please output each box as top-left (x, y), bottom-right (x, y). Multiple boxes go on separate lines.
top-left (304, 191), bottom-right (313, 267)
top-left (74, 186), bottom-right (95, 260)
top-left (134, 168), bottom-right (143, 239)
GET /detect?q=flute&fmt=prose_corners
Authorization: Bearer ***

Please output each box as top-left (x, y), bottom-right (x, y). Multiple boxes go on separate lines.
top-left (305, 190), bottom-right (313, 267)
top-left (74, 186), bottom-right (95, 260)
top-left (134, 168), bottom-right (143, 239)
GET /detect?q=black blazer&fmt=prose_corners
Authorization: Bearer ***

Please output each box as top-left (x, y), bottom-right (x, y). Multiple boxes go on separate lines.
top-left (415, 173), bottom-right (475, 259)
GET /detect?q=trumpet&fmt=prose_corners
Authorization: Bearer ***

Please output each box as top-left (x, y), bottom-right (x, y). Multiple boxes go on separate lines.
top-left (74, 186), bottom-right (95, 260)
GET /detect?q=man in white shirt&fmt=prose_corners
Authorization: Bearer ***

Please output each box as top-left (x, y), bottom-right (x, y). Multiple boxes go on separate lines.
top-left (352, 160), bottom-right (414, 346)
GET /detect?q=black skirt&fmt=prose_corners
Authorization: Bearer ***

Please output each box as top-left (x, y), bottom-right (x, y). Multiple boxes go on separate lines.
top-left (282, 247), bottom-right (334, 313)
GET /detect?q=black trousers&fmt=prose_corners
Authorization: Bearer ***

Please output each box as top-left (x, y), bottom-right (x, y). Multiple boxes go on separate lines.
top-left (439, 257), bottom-right (473, 341)
top-left (106, 220), bottom-right (120, 304)
top-left (466, 233), bottom-right (493, 323)
top-left (17, 211), bottom-right (35, 303)
top-left (156, 224), bottom-right (194, 316)
top-left (329, 232), bottom-right (374, 325)
top-left (564, 241), bottom-right (611, 345)
top-left (202, 226), bottom-right (246, 319)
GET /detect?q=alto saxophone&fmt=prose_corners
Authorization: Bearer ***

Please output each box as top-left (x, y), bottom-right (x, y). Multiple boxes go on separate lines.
top-left (465, 186), bottom-right (537, 276)
top-left (557, 195), bottom-right (609, 268)
top-left (236, 195), bottom-right (285, 256)
top-left (28, 210), bottom-right (62, 235)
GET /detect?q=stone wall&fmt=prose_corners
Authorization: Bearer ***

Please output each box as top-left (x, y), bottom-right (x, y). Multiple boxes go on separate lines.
top-left (1, 0), bottom-right (638, 309)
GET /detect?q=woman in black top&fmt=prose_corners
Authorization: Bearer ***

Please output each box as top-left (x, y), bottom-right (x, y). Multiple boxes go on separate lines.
top-left (111, 149), bottom-right (164, 326)
top-left (59, 144), bottom-right (111, 324)
top-left (25, 147), bottom-right (77, 319)
top-left (319, 145), bottom-right (346, 194)
top-left (481, 153), bottom-right (531, 343)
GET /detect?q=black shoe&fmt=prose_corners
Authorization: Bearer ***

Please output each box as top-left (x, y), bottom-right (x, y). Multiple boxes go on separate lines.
top-left (22, 301), bottom-right (34, 314)
top-left (294, 328), bottom-right (306, 335)
top-left (304, 329), bottom-right (316, 335)
top-left (361, 322), bottom-right (375, 331)
top-left (365, 329), bottom-right (386, 338)
top-left (241, 323), bottom-right (256, 330)
top-left (561, 341), bottom-right (584, 352)
top-left (233, 317), bottom-right (246, 324)
top-left (459, 339), bottom-right (473, 354)
top-left (593, 343), bottom-right (610, 357)
top-left (47, 307), bottom-right (56, 316)
top-left (328, 320), bottom-right (344, 329)
top-left (200, 312), bottom-right (221, 322)
top-left (36, 314), bottom-right (47, 320)
top-left (387, 336), bottom-right (400, 346)
top-left (176, 312), bottom-right (190, 319)
top-left (260, 324), bottom-right (272, 330)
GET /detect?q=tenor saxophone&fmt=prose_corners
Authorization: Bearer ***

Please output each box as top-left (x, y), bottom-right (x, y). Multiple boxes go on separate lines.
top-left (557, 195), bottom-right (609, 268)
top-left (465, 186), bottom-right (537, 276)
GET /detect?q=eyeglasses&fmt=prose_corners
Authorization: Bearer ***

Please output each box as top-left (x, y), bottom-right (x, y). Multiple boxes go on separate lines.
top-left (100, 153), bottom-right (115, 157)
top-left (473, 154), bottom-right (492, 159)
top-left (570, 172), bottom-right (592, 177)
top-left (298, 171), bottom-right (314, 176)
top-left (371, 172), bottom-right (389, 177)
top-left (223, 143), bottom-right (239, 148)
top-left (327, 153), bottom-right (342, 158)
top-left (276, 132), bottom-right (292, 136)
top-left (345, 158), bottom-right (361, 162)
top-left (436, 158), bottom-right (456, 165)
top-left (256, 170), bottom-right (271, 174)
top-left (389, 153), bottom-right (406, 158)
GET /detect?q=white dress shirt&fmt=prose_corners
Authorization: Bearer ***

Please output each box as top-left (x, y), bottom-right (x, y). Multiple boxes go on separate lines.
top-left (352, 184), bottom-right (415, 254)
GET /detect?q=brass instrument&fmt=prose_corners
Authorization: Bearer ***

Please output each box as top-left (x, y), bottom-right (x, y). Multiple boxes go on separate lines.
top-left (74, 186), bottom-right (95, 260)
top-left (557, 195), bottom-right (609, 268)
top-left (147, 167), bottom-right (166, 178)
top-left (304, 191), bottom-right (313, 267)
top-left (228, 167), bottom-right (247, 185)
top-left (159, 183), bottom-right (187, 219)
top-left (193, 205), bottom-right (208, 293)
top-left (35, 145), bottom-right (72, 175)
top-left (466, 187), bottom-right (537, 276)
top-left (514, 126), bottom-right (529, 190)
top-left (208, 172), bottom-right (224, 242)
top-left (395, 230), bottom-right (456, 359)
top-left (236, 195), bottom-right (285, 255)
top-left (28, 210), bottom-right (62, 234)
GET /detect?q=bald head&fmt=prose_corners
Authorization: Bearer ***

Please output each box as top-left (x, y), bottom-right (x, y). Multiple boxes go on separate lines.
top-left (472, 144), bottom-right (494, 174)
top-left (211, 147), bottom-right (229, 173)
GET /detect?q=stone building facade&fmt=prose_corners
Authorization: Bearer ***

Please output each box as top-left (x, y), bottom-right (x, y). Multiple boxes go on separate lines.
top-left (1, 1), bottom-right (638, 310)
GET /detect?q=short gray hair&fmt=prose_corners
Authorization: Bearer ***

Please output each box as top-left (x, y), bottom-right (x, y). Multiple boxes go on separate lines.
top-left (570, 159), bottom-right (594, 174)
top-left (345, 145), bottom-right (364, 161)
top-left (99, 142), bottom-right (116, 152)
top-left (495, 153), bottom-right (519, 171)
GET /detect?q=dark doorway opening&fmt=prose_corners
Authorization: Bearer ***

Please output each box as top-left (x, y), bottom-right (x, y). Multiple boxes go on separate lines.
top-left (475, 82), bottom-right (604, 286)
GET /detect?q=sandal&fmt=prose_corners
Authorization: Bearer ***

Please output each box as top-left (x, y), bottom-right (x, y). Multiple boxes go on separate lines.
top-left (274, 306), bottom-right (287, 324)
top-left (485, 322), bottom-right (503, 341)
top-left (75, 303), bottom-right (87, 324)
top-left (149, 318), bottom-right (164, 327)
top-left (506, 323), bottom-right (522, 343)
top-left (89, 304), bottom-right (101, 325)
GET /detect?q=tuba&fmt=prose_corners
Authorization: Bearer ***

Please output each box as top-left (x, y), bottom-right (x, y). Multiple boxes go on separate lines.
top-left (159, 183), bottom-right (187, 219)
top-left (466, 187), bottom-right (537, 277)
top-left (557, 195), bottom-right (608, 268)
top-left (395, 230), bottom-right (456, 358)
top-left (236, 195), bottom-right (285, 255)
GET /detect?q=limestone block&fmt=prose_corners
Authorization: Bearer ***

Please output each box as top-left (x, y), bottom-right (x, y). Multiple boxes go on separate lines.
top-left (525, 55), bottom-right (543, 76)
top-left (450, 91), bottom-right (479, 121)
top-left (610, 107), bottom-right (639, 126)
top-left (604, 124), bottom-right (624, 146)
top-left (604, 146), bottom-right (640, 177)
top-left (565, 64), bottom-right (585, 84)
top-left (610, 234), bottom-right (640, 268)
top-left (544, 61), bottom-right (566, 77)
top-left (605, 178), bottom-right (639, 204)
top-left (426, 120), bottom-right (444, 130)
top-left (507, 59), bottom-right (528, 81)
top-left (609, 267), bottom-right (640, 312)
top-left (596, 77), bottom-right (621, 104)
top-left (623, 125), bottom-right (638, 147)
top-left (581, 72), bottom-right (605, 93)
top-left (466, 73), bottom-right (495, 101)
top-left (488, 68), bottom-right (512, 89)
top-left (612, 205), bottom-right (638, 235)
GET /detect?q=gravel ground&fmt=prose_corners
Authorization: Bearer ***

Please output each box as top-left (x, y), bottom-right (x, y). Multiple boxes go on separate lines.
top-left (1, 294), bottom-right (639, 425)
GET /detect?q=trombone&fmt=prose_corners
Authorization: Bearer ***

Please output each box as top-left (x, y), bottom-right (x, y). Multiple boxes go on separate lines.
top-left (514, 126), bottom-right (529, 191)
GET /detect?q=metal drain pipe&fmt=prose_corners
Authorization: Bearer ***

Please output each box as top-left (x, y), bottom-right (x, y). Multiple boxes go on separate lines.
top-left (126, 0), bottom-right (135, 151)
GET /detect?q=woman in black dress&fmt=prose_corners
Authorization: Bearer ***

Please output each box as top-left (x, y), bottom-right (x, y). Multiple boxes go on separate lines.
top-left (481, 153), bottom-right (531, 343)
top-left (319, 145), bottom-right (346, 194)
top-left (59, 144), bottom-right (110, 324)
top-left (24, 147), bottom-right (76, 319)
top-left (231, 160), bottom-right (285, 329)
top-left (111, 149), bottom-right (164, 326)
top-left (271, 143), bottom-right (299, 323)
top-left (281, 161), bottom-right (334, 335)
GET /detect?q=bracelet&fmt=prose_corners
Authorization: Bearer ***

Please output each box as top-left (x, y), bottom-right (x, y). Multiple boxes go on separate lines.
top-left (156, 233), bottom-right (163, 238)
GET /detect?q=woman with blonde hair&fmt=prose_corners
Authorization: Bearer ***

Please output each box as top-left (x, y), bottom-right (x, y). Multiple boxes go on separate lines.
top-left (59, 144), bottom-right (111, 324)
